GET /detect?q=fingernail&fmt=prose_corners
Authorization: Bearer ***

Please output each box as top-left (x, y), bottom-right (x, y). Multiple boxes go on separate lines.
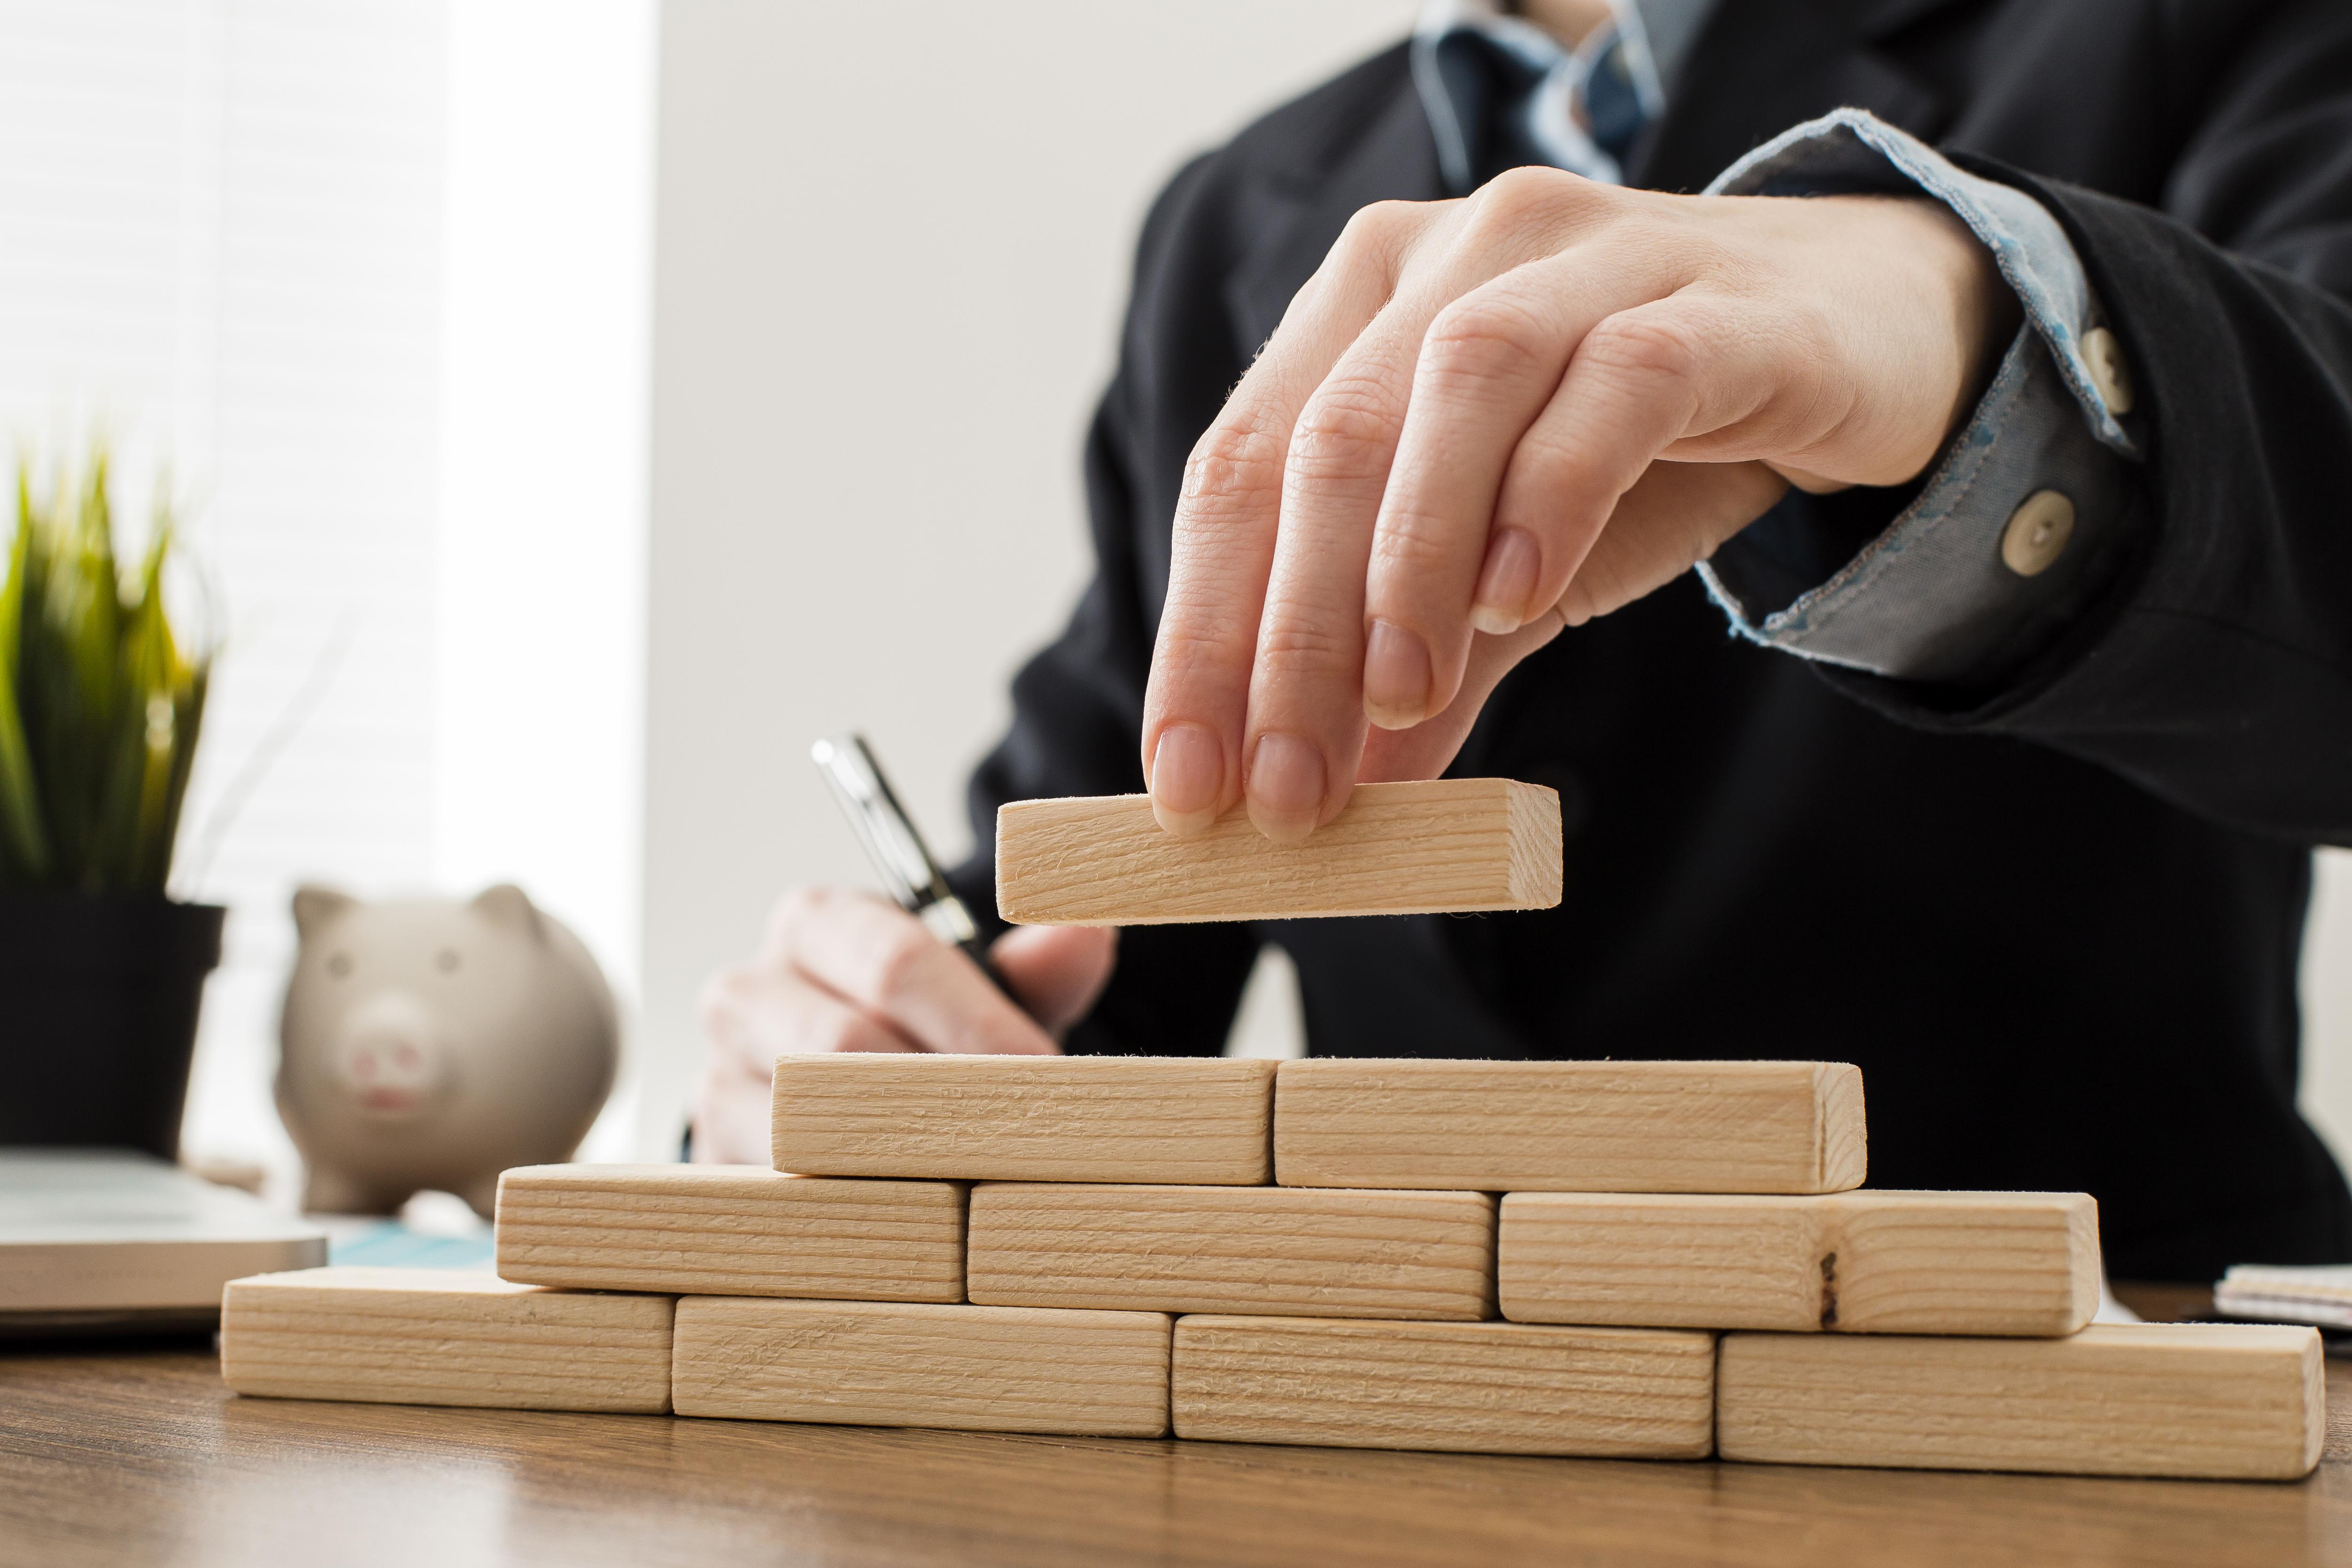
top-left (1149, 723), bottom-right (1223, 835)
top-left (1362, 618), bottom-right (1433, 730)
top-left (1246, 732), bottom-right (1326, 844)
top-left (1470, 526), bottom-right (1541, 635)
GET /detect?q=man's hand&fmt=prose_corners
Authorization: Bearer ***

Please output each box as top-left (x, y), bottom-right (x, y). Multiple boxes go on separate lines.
top-left (1140, 170), bottom-right (2017, 842)
top-left (689, 887), bottom-right (1116, 1163)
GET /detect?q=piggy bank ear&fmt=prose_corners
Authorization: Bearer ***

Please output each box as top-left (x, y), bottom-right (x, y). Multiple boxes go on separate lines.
top-left (291, 885), bottom-right (357, 943)
top-left (471, 882), bottom-right (544, 942)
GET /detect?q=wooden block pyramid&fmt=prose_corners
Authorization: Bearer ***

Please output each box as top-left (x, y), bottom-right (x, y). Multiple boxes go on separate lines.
top-left (220, 1052), bottom-right (2324, 1480)
top-left (217, 781), bottom-right (2323, 1480)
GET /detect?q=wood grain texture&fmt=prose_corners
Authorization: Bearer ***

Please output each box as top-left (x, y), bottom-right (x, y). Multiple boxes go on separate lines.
top-left (494, 1163), bottom-right (964, 1301)
top-left (772, 1052), bottom-right (1277, 1183)
top-left (1499, 1190), bottom-right (2098, 1335)
top-left (1717, 1323), bottom-right (2326, 1480)
top-left (219, 1266), bottom-right (672, 1413)
top-left (967, 1183), bottom-right (1495, 1320)
top-left (16, 1348), bottom-right (2352, 1568)
top-left (671, 1297), bottom-right (1172, 1437)
top-left (994, 779), bottom-right (1561, 925)
top-left (1274, 1058), bottom-right (1867, 1193)
top-left (1173, 1315), bottom-right (1715, 1457)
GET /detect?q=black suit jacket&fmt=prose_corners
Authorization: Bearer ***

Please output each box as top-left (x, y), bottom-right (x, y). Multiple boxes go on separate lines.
top-left (944, 0), bottom-right (2352, 1281)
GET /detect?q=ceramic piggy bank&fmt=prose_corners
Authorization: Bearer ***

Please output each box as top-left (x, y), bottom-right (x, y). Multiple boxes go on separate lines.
top-left (277, 883), bottom-right (617, 1218)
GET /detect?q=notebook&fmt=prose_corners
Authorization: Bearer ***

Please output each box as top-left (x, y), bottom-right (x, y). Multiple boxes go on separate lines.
top-left (2214, 1263), bottom-right (2352, 1329)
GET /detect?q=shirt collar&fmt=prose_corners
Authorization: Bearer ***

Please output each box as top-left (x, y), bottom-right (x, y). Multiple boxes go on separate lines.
top-left (1412, 0), bottom-right (1718, 193)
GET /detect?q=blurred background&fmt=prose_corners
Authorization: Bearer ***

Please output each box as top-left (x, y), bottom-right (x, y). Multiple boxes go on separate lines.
top-left (8, 0), bottom-right (2352, 1190)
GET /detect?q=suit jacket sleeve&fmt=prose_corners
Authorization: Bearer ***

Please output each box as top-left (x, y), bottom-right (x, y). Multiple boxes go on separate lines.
top-left (945, 154), bottom-right (1260, 1056)
top-left (1822, 0), bottom-right (2352, 846)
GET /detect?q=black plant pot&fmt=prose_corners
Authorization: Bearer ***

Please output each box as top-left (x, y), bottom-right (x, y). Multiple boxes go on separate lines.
top-left (0, 894), bottom-right (225, 1160)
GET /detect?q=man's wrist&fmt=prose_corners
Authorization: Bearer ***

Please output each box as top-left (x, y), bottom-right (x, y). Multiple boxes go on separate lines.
top-left (1697, 108), bottom-right (2140, 687)
top-left (1918, 195), bottom-right (2025, 459)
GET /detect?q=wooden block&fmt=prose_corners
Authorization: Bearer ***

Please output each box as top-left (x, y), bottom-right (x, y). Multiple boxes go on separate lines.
top-left (994, 778), bottom-right (1561, 925)
top-left (772, 1052), bottom-right (1275, 1183)
top-left (1171, 1315), bottom-right (1715, 1457)
top-left (1275, 1058), bottom-right (1866, 1193)
top-left (967, 1183), bottom-right (1494, 1320)
top-left (670, 1297), bottom-right (1171, 1437)
top-left (494, 1163), bottom-right (965, 1301)
top-left (1717, 1323), bottom-right (2325, 1480)
top-left (219, 1266), bottom-right (672, 1413)
top-left (1499, 1190), bottom-right (2098, 1335)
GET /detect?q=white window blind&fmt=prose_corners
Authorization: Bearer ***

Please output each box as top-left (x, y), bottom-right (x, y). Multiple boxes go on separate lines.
top-left (0, 0), bottom-right (652, 1181)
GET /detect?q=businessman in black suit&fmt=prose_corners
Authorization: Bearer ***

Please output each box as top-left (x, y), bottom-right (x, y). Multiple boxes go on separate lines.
top-left (698, 0), bottom-right (2352, 1283)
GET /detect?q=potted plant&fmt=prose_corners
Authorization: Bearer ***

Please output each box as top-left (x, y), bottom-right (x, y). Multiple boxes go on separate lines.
top-left (0, 454), bottom-right (220, 1159)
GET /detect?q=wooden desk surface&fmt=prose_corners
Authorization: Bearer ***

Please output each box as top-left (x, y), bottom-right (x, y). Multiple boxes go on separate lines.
top-left (5, 1339), bottom-right (2350, 1568)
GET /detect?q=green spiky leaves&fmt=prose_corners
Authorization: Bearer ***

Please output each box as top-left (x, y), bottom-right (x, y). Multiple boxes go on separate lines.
top-left (0, 455), bottom-right (212, 892)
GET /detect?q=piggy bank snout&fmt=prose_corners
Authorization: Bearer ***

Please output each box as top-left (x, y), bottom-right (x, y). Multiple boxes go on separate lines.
top-left (333, 992), bottom-right (451, 1117)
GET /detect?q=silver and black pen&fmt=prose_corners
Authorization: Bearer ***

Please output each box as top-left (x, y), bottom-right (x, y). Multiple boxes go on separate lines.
top-left (810, 732), bottom-right (1028, 1012)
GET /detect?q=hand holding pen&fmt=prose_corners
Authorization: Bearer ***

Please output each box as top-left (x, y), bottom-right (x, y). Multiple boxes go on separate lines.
top-left (686, 734), bottom-right (1116, 1163)
top-left (809, 734), bottom-right (1022, 1006)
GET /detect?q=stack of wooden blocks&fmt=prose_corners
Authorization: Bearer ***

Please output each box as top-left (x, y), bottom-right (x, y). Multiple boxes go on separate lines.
top-left (221, 1052), bottom-right (2325, 1481)
top-left (219, 781), bottom-right (2326, 1481)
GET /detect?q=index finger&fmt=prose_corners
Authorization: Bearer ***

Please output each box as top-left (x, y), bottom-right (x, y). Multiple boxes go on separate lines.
top-left (1140, 201), bottom-right (1431, 836)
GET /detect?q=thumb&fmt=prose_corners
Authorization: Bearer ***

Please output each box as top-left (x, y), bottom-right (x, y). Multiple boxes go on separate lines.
top-left (1360, 614), bottom-right (1565, 784)
top-left (1361, 460), bottom-right (1788, 784)
top-left (1556, 459), bottom-right (1789, 627)
top-left (989, 924), bottom-right (1119, 1038)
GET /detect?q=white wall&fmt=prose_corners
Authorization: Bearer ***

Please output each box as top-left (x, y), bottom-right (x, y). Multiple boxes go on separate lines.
top-left (642, 1), bottom-right (1415, 1148)
top-left (2303, 856), bottom-right (2352, 1173)
top-left (435, 0), bottom-right (657, 1160)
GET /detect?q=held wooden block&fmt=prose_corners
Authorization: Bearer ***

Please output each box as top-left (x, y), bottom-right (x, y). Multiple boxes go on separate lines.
top-left (994, 779), bottom-right (1561, 925)
top-left (495, 1163), bottom-right (965, 1302)
top-left (1274, 1058), bottom-right (1867, 1193)
top-left (1717, 1323), bottom-right (2326, 1481)
top-left (1172, 1315), bottom-right (1716, 1457)
top-left (967, 1183), bottom-right (1495, 1320)
top-left (219, 1266), bottom-right (672, 1413)
top-left (772, 1052), bottom-right (1276, 1184)
top-left (1499, 1190), bottom-right (2099, 1335)
top-left (670, 1297), bottom-right (1172, 1437)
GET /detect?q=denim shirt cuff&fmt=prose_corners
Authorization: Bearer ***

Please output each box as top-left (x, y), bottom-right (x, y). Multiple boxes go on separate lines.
top-left (1690, 108), bottom-right (2142, 682)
